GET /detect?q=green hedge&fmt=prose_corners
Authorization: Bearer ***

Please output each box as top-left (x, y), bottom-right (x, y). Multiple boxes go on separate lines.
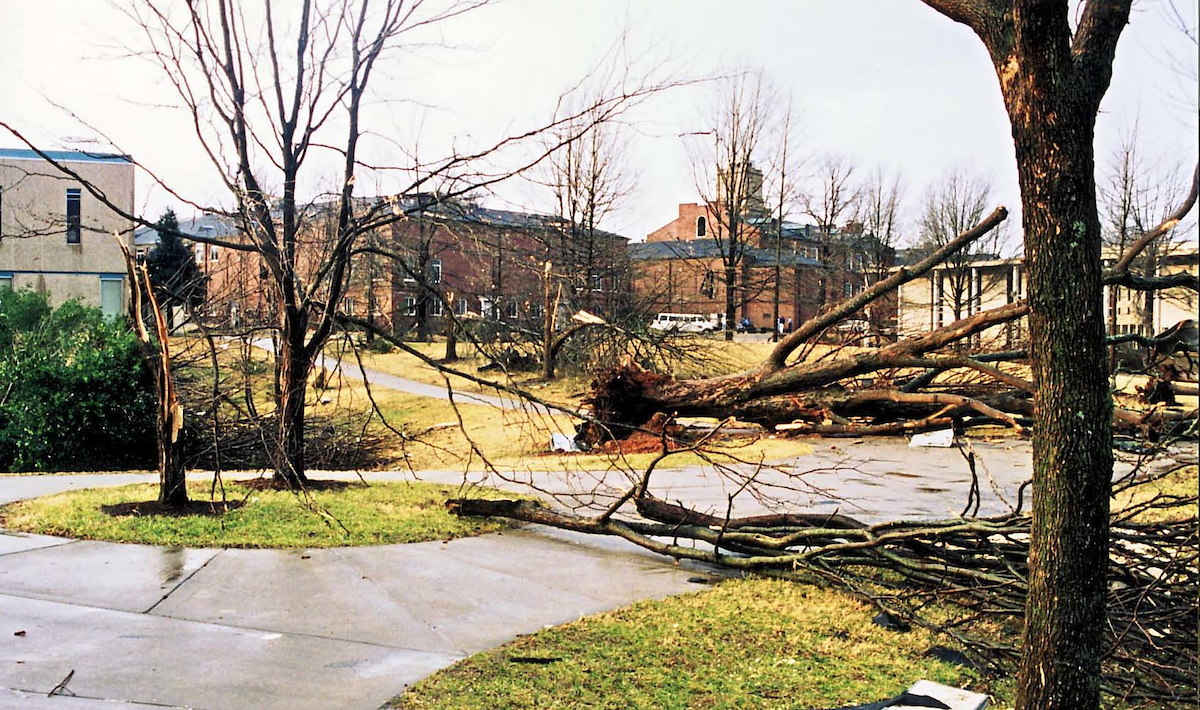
top-left (0, 289), bottom-right (156, 472)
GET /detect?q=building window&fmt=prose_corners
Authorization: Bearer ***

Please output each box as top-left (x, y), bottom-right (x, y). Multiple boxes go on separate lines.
top-left (195, 244), bottom-right (204, 264)
top-left (344, 298), bottom-right (356, 316)
top-left (700, 270), bottom-right (716, 298)
top-left (504, 301), bottom-right (518, 319)
top-left (454, 297), bottom-right (468, 315)
top-left (66, 188), bottom-right (82, 244)
top-left (844, 281), bottom-right (854, 297)
top-left (589, 273), bottom-right (604, 292)
top-left (696, 216), bottom-right (707, 237)
top-left (404, 296), bottom-right (417, 316)
top-left (100, 276), bottom-right (123, 318)
top-left (430, 297), bottom-right (444, 316)
top-left (210, 245), bottom-right (219, 262)
top-left (430, 259), bottom-right (442, 284)
top-left (0, 274), bottom-right (12, 292)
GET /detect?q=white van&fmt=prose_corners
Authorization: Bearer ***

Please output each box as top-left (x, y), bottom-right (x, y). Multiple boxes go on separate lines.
top-left (650, 313), bottom-right (718, 333)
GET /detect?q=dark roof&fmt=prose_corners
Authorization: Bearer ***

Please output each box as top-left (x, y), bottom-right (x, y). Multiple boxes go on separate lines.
top-left (630, 239), bottom-right (728, 260)
top-left (894, 247), bottom-right (1004, 267)
top-left (134, 213), bottom-right (241, 247)
top-left (630, 239), bottom-right (820, 267)
top-left (0, 148), bottom-right (132, 164)
top-left (398, 195), bottom-right (628, 242)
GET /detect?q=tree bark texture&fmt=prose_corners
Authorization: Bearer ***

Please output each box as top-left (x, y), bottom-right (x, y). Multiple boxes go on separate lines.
top-left (276, 307), bottom-right (311, 488)
top-left (917, 2), bottom-right (1131, 707)
top-left (1005, 58), bottom-right (1115, 710)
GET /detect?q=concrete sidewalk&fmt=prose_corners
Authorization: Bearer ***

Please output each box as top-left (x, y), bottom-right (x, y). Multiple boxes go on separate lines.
top-left (0, 475), bottom-right (702, 709)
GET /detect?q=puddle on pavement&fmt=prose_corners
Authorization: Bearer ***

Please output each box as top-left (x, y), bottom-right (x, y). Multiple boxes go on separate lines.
top-left (158, 546), bottom-right (188, 587)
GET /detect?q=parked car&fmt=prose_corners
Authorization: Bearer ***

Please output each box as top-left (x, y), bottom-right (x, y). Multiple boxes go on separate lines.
top-left (650, 313), bottom-right (719, 334)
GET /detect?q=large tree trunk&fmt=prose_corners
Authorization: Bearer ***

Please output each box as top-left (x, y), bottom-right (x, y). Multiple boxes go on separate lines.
top-left (276, 309), bottom-right (310, 488)
top-left (911, 4), bottom-right (1132, 706)
top-left (1008, 77), bottom-right (1113, 710)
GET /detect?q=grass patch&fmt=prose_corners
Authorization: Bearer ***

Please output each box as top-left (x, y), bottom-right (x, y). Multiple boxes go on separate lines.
top-left (0, 480), bottom-right (515, 548)
top-left (1112, 464), bottom-right (1198, 523)
top-left (395, 577), bottom-right (991, 710)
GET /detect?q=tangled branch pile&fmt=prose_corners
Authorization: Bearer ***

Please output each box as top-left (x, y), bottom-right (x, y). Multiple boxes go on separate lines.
top-left (450, 455), bottom-right (1198, 707)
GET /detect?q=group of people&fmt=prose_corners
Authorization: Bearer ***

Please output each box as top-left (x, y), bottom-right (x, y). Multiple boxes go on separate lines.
top-left (737, 316), bottom-right (794, 334)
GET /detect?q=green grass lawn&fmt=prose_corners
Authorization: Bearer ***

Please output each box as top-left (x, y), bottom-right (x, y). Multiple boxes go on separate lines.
top-left (394, 577), bottom-right (991, 710)
top-left (0, 480), bottom-right (514, 548)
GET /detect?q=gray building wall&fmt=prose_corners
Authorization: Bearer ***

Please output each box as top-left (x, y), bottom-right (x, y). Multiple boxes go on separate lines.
top-left (0, 149), bottom-right (135, 316)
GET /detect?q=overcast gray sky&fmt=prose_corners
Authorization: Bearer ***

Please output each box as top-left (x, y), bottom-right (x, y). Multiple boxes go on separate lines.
top-left (2, 0), bottom-right (1196, 244)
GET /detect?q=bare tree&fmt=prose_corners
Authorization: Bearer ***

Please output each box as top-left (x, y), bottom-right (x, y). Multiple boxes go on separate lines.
top-left (542, 98), bottom-right (634, 319)
top-left (1101, 129), bottom-right (1195, 363)
top-left (764, 100), bottom-right (802, 343)
top-left (804, 153), bottom-right (859, 235)
top-left (803, 153), bottom-right (860, 312)
top-left (918, 168), bottom-right (1008, 342)
top-left (4, 0), bottom-right (670, 489)
top-left (855, 167), bottom-right (905, 338)
top-left (690, 73), bottom-right (772, 340)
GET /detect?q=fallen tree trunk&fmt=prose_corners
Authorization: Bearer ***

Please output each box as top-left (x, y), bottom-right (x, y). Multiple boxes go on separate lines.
top-left (584, 194), bottom-right (1198, 438)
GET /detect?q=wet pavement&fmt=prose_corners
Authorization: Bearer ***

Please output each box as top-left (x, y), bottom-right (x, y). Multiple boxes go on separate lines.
top-left (0, 518), bottom-right (699, 709)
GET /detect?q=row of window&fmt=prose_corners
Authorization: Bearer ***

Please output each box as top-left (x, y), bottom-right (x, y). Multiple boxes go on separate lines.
top-left (0, 274), bottom-right (123, 318)
top-left (195, 244), bottom-right (221, 263)
top-left (375, 293), bottom-right (546, 321)
top-left (402, 259), bottom-right (442, 284)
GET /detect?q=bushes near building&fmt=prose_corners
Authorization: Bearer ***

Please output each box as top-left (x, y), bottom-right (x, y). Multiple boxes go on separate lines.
top-left (0, 289), bottom-right (156, 472)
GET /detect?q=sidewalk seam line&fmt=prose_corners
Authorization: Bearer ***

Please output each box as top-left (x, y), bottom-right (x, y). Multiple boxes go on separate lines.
top-left (143, 549), bottom-right (222, 615)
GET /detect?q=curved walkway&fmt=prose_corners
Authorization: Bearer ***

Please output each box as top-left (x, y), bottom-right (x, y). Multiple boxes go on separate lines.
top-left (252, 338), bottom-right (534, 411)
top-left (0, 474), bottom-right (702, 709)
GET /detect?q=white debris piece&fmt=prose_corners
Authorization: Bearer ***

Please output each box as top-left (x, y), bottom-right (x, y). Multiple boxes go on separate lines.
top-left (571, 310), bottom-right (606, 325)
top-left (895, 680), bottom-right (989, 709)
top-left (550, 433), bottom-right (581, 453)
top-left (908, 428), bottom-right (955, 448)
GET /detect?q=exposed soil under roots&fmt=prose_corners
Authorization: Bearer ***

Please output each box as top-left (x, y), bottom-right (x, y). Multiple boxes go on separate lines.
top-left (585, 411), bottom-right (690, 455)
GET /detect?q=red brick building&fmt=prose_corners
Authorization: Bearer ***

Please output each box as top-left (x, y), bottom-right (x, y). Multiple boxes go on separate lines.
top-left (633, 202), bottom-right (896, 337)
top-left (379, 196), bottom-right (630, 339)
top-left (136, 197), bottom-right (630, 338)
